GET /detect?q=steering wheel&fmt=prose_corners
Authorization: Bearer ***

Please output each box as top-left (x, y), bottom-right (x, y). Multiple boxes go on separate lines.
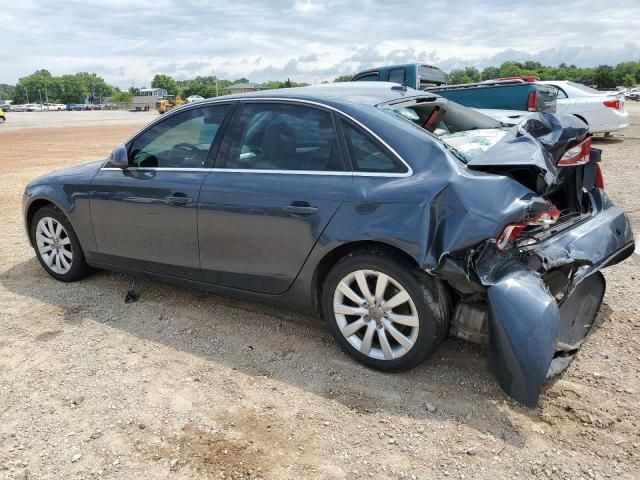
top-left (168, 143), bottom-right (202, 166)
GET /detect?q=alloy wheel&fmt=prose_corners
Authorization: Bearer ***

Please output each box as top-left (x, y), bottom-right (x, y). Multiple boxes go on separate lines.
top-left (36, 216), bottom-right (73, 274)
top-left (333, 269), bottom-right (419, 361)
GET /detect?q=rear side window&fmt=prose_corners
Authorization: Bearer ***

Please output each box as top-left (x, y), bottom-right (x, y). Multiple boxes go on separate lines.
top-left (222, 103), bottom-right (345, 171)
top-left (341, 121), bottom-right (407, 174)
top-left (388, 68), bottom-right (406, 85)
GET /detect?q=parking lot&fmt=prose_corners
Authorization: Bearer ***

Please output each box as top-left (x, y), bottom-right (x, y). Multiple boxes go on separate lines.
top-left (0, 106), bottom-right (638, 479)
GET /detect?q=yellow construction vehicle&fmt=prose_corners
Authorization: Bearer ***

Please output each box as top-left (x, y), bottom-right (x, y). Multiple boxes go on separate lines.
top-left (155, 95), bottom-right (185, 114)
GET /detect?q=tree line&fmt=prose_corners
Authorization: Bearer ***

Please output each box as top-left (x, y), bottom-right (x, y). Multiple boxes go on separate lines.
top-left (2, 60), bottom-right (639, 104)
top-left (3, 70), bottom-right (114, 104)
top-left (446, 61), bottom-right (640, 87)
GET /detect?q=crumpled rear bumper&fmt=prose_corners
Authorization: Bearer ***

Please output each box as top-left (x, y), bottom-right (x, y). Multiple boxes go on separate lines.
top-left (475, 193), bottom-right (634, 407)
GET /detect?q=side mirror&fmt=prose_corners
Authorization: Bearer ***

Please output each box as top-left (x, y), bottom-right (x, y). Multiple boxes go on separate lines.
top-left (110, 144), bottom-right (129, 168)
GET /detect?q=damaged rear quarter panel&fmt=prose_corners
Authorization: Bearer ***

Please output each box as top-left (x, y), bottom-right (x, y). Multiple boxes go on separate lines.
top-left (306, 103), bottom-right (634, 407)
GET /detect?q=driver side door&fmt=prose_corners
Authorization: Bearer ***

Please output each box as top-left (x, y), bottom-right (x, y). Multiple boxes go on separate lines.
top-left (89, 103), bottom-right (231, 280)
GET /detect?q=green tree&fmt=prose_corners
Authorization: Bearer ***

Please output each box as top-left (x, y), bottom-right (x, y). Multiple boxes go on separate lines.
top-left (447, 68), bottom-right (473, 84)
top-left (58, 74), bottom-right (86, 103)
top-left (111, 90), bottom-right (134, 102)
top-left (14, 69), bottom-right (56, 103)
top-left (463, 66), bottom-right (481, 83)
top-left (151, 74), bottom-right (178, 95)
top-left (0, 84), bottom-right (16, 102)
top-left (333, 75), bottom-right (353, 82)
top-left (622, 73), bottom-right (636, 88)
top-left (74, 72), bottom-right (113, 102)
top-left (481, 66), bottom-right (500, 81)
top-left (592, 65), bottom-right (615, 89)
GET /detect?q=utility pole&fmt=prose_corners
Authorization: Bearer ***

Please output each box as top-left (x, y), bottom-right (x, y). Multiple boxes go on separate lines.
top-left (44, 77), bottom-right (49, 105)
top-left (25, 86), bottom-right (30, 103)
top-left (38, 89), bottom-right (43, 105)
top-left (215, 79), bottom-right (219, 97)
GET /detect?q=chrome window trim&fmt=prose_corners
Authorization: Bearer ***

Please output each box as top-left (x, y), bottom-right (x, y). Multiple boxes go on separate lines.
top-left (99, 167), bottom-right (212, 172)
top-left (98, 167), bottom-right (407, 177)
top-left (103, 96), bottom-right (413, 178)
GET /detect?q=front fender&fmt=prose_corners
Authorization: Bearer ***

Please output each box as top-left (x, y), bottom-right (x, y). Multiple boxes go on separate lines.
top-left (23, 184), bottom-right (96, 253)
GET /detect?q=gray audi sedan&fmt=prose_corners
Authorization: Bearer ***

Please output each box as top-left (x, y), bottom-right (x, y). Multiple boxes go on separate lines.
top-left (23, 83), bottom-right (634, 406)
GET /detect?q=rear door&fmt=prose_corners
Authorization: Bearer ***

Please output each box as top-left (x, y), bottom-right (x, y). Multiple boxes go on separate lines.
top-left (90, 104), bottom-right (231, 279)
top-left (197, 101), bottom-right (352, 294)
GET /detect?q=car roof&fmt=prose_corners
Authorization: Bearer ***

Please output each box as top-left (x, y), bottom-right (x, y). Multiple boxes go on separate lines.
top-left (200, 82), bottom-right (434, 109)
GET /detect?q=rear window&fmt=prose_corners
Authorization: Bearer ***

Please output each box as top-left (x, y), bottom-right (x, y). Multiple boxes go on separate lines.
top-left (388, 68), bottom-right (406, 84)
top-left (567, 82), bottom-right (602, 94)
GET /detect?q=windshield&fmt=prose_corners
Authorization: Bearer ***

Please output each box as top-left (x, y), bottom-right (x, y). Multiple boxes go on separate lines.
top-left (567, 82), bottom-right (602, 94)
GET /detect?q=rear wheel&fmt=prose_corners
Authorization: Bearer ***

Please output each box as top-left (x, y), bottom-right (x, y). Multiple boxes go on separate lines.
top-left (30, 205), bottom-right (92, 282)
top-left (322, 252), bottom-right (449, 371)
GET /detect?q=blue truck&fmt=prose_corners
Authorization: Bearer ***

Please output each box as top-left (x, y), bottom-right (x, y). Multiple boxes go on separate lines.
top-left (352, 65), bottom-right (556, 114)
top-left (352, 63), bottom-right (447, 88)
top-left (424, 78), bottom-right (557, 113)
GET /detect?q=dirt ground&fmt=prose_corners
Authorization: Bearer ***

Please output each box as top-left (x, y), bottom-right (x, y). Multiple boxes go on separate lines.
top-left (0, 105), bottom-right (638, 480)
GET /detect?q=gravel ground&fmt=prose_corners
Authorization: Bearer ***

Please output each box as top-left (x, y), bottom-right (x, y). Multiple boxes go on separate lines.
top-left (0, 106), bottom-right (638, 479)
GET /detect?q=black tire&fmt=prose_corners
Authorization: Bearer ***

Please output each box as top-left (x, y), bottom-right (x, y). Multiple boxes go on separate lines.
top-left (30, 205), bottom-right (93, 282)
top-left (322, 251), bottom-right (449, 372)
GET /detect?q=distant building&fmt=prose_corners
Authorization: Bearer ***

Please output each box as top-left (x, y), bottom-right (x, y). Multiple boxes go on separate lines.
top-left (128, 88), bottom-right (169, 110)
top-left (227, 82), bottom-right (265, 94)
top-left (138, 87), bottom-right (168, 97)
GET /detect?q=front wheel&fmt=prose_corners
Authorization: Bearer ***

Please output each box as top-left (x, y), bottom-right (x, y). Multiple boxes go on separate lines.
top-left (31, 205), bottom-right (92, 282)
top-left (322, 252), bottom-right (449, 371)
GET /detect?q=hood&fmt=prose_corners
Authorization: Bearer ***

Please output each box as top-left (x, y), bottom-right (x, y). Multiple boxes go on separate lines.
top-left (28, 159), bottom-right (105, 187)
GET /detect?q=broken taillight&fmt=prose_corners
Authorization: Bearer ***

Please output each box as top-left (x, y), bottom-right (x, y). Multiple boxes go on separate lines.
top-left (496, 205), bottom-right (561, 251)
top-left (595, 163), bottom-right (605, 189)
top-left (526, 90), bottom-right (537, 112)
top-left (557, 137), bottom-right (592, 166)
top-left (603, 99), bottom-right (621, 109)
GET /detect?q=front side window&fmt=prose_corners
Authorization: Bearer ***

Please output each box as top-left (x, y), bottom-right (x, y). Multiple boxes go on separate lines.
top-left (222, 103), bottom-right (345, 171)
top-left (342, 121), bottom-right (407, 174)
top-left (353, 72), bottom-right (379, 82)
top-left (128, 105), bottom-right (229, 168)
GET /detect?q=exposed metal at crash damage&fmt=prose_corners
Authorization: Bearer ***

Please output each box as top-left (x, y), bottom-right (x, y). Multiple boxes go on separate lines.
top-left (426, 112), bottom-right (634, 406)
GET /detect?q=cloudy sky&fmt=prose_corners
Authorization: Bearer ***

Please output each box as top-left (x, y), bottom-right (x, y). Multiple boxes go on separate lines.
top-left (1, 0), bottom-right (639, 88)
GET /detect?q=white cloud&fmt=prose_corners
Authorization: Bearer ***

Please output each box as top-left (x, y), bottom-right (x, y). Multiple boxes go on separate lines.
top-left (292, 0), bottom-right (327, 14)
top-left (0, 0), bottom-right (639, 88)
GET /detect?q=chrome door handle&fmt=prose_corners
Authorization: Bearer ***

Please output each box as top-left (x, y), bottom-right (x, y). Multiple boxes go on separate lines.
top-left (167, 195), bottom-right (193, 205)
top-left (283, 204), bottom-right (318, 216)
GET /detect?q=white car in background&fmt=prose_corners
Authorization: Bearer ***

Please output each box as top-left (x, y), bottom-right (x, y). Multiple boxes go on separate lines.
top-left (24, 104), bottom-right (44, 112)
top-left (539, 81), bottom-right (629, 135)
top-left (43, 103), bottom-right (67, 111)
top-left (186, 95), bottom-right (205, 103)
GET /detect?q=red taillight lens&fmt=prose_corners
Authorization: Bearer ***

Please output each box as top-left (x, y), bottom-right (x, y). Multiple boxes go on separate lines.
top-left (557, 137), bottom-right (592, 166)
top-left (496, 205), bottom-right (561, 251)
top-left (595, 163), bottom-right (605, 189)
top-left (603, 99), bottom-right (621, 109)
top-left (526, 90), bottom-right (537, 111)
